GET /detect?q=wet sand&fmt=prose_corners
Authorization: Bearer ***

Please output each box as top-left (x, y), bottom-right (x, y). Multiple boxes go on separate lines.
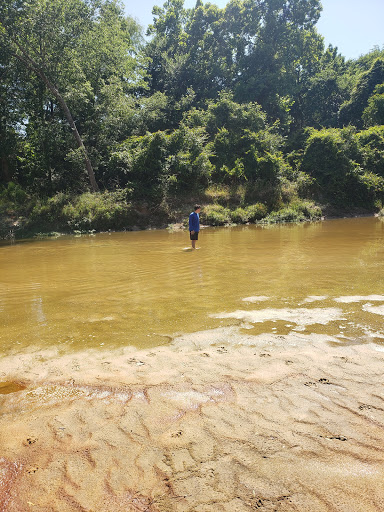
top-left (1, 327), bottom-right (384, 511)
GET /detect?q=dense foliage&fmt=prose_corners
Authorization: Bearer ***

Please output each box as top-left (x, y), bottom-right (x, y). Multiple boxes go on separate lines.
top-left (1, 0), bottom-right (384, 235)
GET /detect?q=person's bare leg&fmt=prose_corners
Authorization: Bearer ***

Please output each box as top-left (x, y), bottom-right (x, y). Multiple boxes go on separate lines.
top-left (191, 239), bottom-right (196, 249)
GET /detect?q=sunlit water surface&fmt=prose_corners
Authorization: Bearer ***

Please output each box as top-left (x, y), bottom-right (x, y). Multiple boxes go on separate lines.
top-left (1, 217), bottom-right (384, 355)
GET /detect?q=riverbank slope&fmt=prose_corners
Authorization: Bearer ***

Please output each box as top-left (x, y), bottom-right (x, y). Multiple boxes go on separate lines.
top-left (2, 187), bottom-right (379, 242)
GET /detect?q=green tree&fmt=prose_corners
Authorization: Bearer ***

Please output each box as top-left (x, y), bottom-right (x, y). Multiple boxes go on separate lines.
top-left (0, 40), bottom-right (19, 183)
top-left (362, 84), bottom-right (384, 127)
top-left (146, 0), bottom-right (324, 127)
top-left (229, 0), bottom-right (323, 125)
top-left (144, 0), bottom-right (233, 129)
top-left (300, 127), bottom-right (382, 206)
top-left (145, 0), bottom-right (189, 100)
top-left (184, 92), bottom-right (285, 187)
top-left (348, 46), bottom-right (384, 75)
top-left (109, 125), bottom-right (212, 201)
top-left (182, 2), bottom-right (233, 101)
top-left (301, 46), bottom-right (349, 128)
top-left (356, 126), bottom-right (384, 177)
top-left (339, 58), bottom-right (384, 128)
top-left (0, 0), bottom-right (142, 192)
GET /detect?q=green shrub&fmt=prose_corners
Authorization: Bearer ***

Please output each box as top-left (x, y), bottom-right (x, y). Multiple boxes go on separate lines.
top-left (62, 190), bottom-right (136, 231)
top-left (28, 193), bottom-right (70, 232)
top-left (301, 127), bottom-right (362, 205)
top-left (185, 93), bottom-right (284, 187)
top-left (203, 204), bottom-right (231, 225)
top-left (264, 208), bottom-right (306, 224)
top-left (204, 185), bottom-right (231, 204)
top-left (264, 200), bottom-right (322, 224)
top-left (111, 126), bottom-right (212, 201)
top-left (245, 203), bottom-right (268, 221)
top-left (230, 207), bottom-right (249, 224)
top-left (204, 184), bottom-right (261, 208)
top-left (0, 182), bottom-right (29, 204)
top-left (354, 171), bottom-right (384, 206)
top-left (339, 58), bottom-right (384, 128)
top-left (290, 199), bottom-right (322, 220)
top-left (205, 202), bottom-right (268, 225)
top-left (363, 84), bottom-right (384, 126)
top-left (356, 126), bottom-right (384, 177)
top-left (0, 216), bottom-right (14, 239)
top-left (229, 203), bottom-right (268, 224)
top-left (27, 189), bottom-right (137, 233)
top-left (0, 182), bottom-right (31, 215)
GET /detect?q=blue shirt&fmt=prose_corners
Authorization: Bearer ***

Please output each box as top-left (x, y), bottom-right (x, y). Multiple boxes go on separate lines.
top-left (189, 211), bottom-right (200, 232)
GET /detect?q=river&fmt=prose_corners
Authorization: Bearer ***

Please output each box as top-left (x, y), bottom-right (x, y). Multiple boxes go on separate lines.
top-left (1, 216), bottom-right (384, 355)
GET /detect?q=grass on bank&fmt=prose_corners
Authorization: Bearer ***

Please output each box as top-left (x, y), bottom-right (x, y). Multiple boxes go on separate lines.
top-left (203, 203), bottom-right (268, 225)
top-left (0, 182), bottom-right (324, 240)
top-left (202, 200), bottom-right (321, 226)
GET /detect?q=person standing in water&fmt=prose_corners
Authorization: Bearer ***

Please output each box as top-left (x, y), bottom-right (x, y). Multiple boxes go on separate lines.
top-left (189, 205), bottom-right (201, 249)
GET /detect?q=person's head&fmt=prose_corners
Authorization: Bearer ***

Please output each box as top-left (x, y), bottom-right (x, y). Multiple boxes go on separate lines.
top-left (194, 204), bottom-right (201, 213)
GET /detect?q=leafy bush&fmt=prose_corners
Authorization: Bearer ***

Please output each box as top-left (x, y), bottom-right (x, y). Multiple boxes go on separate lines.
top-left (230, 203), bottom-right (268, 223)
top-left (27, 189), bottom-right (137, 233)
top-left (291, 200), bottom-right (322, 220)
top-left (0, 182), bottom-right (30, 214)
top-left (230, 207), bottom-right (249, 224)
top-left (301, 127), bottom-right (363, 205)
top-left (354, 171), bottom-right (384, 207)
top-left (263, 200), bottom-right (322, 224)
top-left (356, 126), bottom-right (384, 177)
top-left (339, 58), bottom-right (384, 128)
top-left (245, 203), bottom-right (268, 221)
top-left (204, 185), bottom-right (231, 204)
top-left (184, 93), bottom-right (285, 186)
top-left (203, 202), bottom-right (267, 225)
top-left (62, 190), bottom-right (136, 231)
top-left (30, 193), bottom-right (70, 226)
top-left (110, 126), bottom-right (213, 202)
top-left (203, 204), bottom-right (231, 225)
top-left (0, 216), bottom-right (15, 239)
top-left (362, 84), bottom-right (384, 126)
top-left (204, 184), bottom-right (262, 207)
top-left (264, 207), bottom-right (306, 224)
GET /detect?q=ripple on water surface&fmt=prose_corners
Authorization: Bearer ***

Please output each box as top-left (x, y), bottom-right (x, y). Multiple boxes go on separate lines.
top-left (1, 217), bottom-right (384, 352)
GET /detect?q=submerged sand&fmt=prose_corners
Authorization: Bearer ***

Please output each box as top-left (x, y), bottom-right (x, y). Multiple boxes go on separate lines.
top-left (1, 327), bottom-right (384, 511)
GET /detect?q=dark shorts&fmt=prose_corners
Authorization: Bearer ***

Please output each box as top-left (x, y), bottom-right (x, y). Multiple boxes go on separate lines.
top-left (190, 231), bottom-right (199, 240)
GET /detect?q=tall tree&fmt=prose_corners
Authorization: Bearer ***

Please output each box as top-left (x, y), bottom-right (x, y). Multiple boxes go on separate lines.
top-left (145, 0), bottom-right (324, 127)
top-left (0, 0), bottom-right (142, 192)
top-left (301, 45), bottom-right (349, 128)
top-left (362, 84), bottom-right (384, 127)
top-left (0, 38), bottom-right (19, 183)
top-left (339, 58), bottom-right (384, 128)
top-left (229, 0), bottom-right (324, 125)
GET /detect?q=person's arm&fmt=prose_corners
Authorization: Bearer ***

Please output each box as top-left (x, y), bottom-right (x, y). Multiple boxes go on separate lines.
top-left (190, 213), bottom-right (199, 232)
top-left (189, 213), bottom-right (195, 232)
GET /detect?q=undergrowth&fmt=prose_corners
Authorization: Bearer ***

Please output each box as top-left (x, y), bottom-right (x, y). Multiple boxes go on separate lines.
top-left (0, 185), bottom-right (324, 240)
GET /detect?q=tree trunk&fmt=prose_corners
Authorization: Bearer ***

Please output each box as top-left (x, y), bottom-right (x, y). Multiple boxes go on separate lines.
top-left (1, 157), bottom-right (10, 182)
top-left (49, 85), bottom-right (99, 192)
top-left (10, 38), bottom-right (99, 192)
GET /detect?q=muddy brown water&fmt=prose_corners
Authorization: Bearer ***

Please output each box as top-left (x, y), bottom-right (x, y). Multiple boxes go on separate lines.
top-left (0, 381), bottom-right (26, 394)
top-left (1, 217), bottom-right (384, 355)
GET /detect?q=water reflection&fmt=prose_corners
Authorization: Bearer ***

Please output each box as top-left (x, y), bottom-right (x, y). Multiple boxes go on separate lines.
top-left (1, 217), bottom-right (384, 354)
top-left (31, 296), bottom-right (46, 325)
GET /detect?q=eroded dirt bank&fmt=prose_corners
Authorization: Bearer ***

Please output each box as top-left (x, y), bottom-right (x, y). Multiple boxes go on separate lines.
top-left (1, 328), bottom-right (384, 511)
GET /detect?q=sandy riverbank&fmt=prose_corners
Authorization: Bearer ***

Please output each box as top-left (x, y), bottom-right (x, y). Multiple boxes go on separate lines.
top-left (1, 327), bottom-right (384, 511)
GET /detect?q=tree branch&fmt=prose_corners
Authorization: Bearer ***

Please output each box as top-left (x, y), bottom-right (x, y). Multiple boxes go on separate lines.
top-left (2, 25), bottom-right (99, 192)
